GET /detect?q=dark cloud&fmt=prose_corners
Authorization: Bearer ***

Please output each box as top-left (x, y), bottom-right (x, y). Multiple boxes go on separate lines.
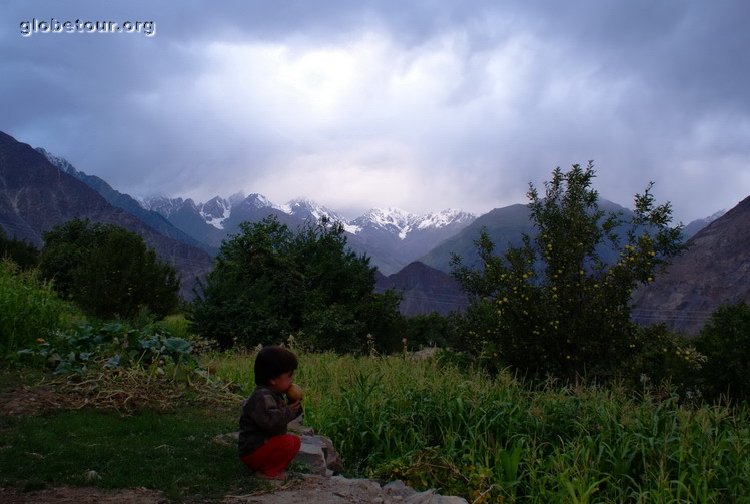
top-left (1, 0), bottom-right (748, 222)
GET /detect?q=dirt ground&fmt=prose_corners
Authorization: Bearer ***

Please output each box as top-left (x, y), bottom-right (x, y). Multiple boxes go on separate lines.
top-left (0, 476), bottom-right (465, 504)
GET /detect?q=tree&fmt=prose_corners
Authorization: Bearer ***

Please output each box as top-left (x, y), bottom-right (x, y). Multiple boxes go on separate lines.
top-left (39, 218), bottom-right (179, 319)
top-left (695, 302), bottom-right (750, 402)
top-left (451, 162), bottom-right (684, 381)
top-left (190, 216), bottom-right (402, 352)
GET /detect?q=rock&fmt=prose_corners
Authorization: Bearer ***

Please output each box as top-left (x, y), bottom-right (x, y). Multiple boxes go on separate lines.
top-left (217, 430), bottom-right (465, 503)
top-left (212, 431), bottom-right (239, 447)
top-left (404, 489), bottom-right (469, 504)
top-left (384, 480), bottom-right (417, 498)
top-left (412, 347), bottom-right (440, 360)
top-left (294, 436), bottom-right (331, 476)
top-left (288, 413), bottom-right (314, 436)
top-left (293, 434), bottom-right (343, 476)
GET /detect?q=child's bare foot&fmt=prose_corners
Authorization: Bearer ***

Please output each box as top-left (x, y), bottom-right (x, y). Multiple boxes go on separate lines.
top-left (256, 471), bottom-right (287, 480)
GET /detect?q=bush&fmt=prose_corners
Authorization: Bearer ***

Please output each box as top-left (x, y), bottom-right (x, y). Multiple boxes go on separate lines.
top-left (619, 324), bottom-right (706, 396)
top-left (0, 260), bottom-right (79, 357)
top-left (695, 302), bottom-right (750, 403)
top-left (39, 218), bottom-right (179, 319)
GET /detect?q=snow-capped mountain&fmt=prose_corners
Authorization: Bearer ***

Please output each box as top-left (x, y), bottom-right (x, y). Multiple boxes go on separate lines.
top-left (199, 196), bottom-right (231, 229)
top-left (139, 193), bottom-right (476, 274)
top-left (32, 150), bottom-right (476, 273)
top-left (353, 207), bottom-right (475, 239)
top-left (280, 198), bottom-right (354, 229)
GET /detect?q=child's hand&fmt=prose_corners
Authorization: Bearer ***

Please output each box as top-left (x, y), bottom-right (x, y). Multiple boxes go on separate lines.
top-left (287, 400), bottom-right (302, 414)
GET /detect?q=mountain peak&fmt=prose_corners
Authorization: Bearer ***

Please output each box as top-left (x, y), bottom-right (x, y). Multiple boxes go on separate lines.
top-left (199, 196), bottom-right (230, 229)
top-left (243, 193), bottom-right (273, 209)
top-left (35, 147), bottom-right (77, 175)
top-left (281, 197), bottom-right (348, 226)
top-left (417, 209), bottom-right (476, 230)
top-left (353, 207), bottom-right (476, 240)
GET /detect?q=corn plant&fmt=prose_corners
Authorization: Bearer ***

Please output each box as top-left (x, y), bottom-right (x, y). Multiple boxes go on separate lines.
top-left (215, 351), bottom-right (750, 502)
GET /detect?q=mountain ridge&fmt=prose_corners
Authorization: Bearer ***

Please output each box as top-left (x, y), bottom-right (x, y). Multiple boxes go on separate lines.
top-left (11, 135), bottom-right (738, 321)
top-left (0, 132), bottom-right (212, 299)
top-left (631, 195), bottom-right (750, 334)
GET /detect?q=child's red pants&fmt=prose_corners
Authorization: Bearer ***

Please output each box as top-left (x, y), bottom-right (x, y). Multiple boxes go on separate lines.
top-left (240, 434), bottom-right (301, 477)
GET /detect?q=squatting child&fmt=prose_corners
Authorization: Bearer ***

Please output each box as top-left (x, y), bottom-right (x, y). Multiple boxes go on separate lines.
top-left (238, 346), bottom-right (303, 479)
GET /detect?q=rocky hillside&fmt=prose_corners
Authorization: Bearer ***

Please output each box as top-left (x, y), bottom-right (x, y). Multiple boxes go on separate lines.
top-left (375, 261), bottom-right (468, 316)
top-left (631, 195), bottom-right (750, 335)
top-left (0, 131), bottom-right (212, 299)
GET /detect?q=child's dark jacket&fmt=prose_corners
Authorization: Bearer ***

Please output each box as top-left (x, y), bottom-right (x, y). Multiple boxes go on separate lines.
top-left (238, 386), bottom-right (301, 457)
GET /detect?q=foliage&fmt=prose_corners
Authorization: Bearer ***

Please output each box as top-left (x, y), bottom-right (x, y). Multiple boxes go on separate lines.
top-left (0, 228), bottom-right (39, 269)
top-left (16, 321), bottom-right (197, 376)
top-left (190, 216), bottom-right (403, 352)
top-left (401, 312), bottom-right (460, 350)
top-left (619, 324), bottom-right (706, 395)
top-left (451, 162), bottom-right (684, 381)
top-left (39, 218), bottom-right (179, 319)
top-left (0, 259), bottom-right (79, 358)
top-left (695, 302), bottom-right (750, 403)
top-left (216, 351), bottom-right (750, 502)
top-left (151, 314), bottom-right (193, 341)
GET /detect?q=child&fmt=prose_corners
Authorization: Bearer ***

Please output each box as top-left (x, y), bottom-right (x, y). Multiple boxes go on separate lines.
top-left (238, 346), bottom-right (303, 479)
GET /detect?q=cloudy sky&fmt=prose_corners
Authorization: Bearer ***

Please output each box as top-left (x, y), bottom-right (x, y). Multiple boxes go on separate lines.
top-left (2, 1), bottom-right (749, 221)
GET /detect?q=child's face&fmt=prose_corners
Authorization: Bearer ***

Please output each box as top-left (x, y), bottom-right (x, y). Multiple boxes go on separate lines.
top-left (268, 371), bottom-right (294, 394)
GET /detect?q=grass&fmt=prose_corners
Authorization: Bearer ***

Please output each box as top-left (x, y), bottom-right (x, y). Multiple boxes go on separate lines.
top-left (212, 351), bottom-right (750, 503)
top-left (3, 350), bottom-right (750, 502)
top-left (0, 405), bottom-right (263, 500)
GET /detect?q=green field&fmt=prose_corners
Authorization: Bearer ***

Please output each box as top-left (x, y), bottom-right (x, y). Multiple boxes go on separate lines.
top-left (2, 351), bottom-right (750, 502)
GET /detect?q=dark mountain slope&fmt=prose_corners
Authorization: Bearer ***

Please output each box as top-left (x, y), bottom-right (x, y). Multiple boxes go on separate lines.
top-left (0, 131), bottom-right (212, 299)
top-left (631, 195), bottom-right (750, 334)
top-left (36, 148), bottom-right (217, 255)
top-left (375, 261), bottom-right (468, 316)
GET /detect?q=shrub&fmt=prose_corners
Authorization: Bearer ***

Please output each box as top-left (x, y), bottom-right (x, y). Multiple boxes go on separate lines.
top-left (695, 302), bottom-right (750, 402)
top-left (0, 260), bottom-right (79, 357)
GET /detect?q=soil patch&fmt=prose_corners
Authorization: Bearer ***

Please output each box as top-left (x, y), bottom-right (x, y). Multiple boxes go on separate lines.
top-left (1, 476), bottom-right (467, 504)
top-left (0, 485), bottom-right (169, 503)
top-left (0, 384), bottom-right (84, 417)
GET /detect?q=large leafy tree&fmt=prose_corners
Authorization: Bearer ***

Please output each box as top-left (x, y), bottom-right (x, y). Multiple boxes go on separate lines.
top-left (190, 216), bottom-right (402, 352)
top-left (452, 162), bottom-right (684, 380)
top-left (40, 218), bottom-right (179, 319)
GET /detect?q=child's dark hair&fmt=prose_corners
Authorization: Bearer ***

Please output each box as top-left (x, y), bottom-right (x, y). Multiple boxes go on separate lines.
top-left (254, 346), bottom-right (298, 386)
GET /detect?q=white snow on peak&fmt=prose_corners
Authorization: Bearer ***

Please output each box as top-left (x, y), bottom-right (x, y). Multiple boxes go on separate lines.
top-left (417, 209), bottom-right (474, 230)
top-left (36, 147), bottom-right (76, 174)
top-left (141, 195), bottom-right (184, 216)
top-left (342, 222), bottom-right (361, 234)
top-left (199, 197), bottom-right (230, 230)
top-left (245, 193), bottom-right (274, 209)
top-left (355, 207), bottom-right (416, 239)
top-left (353, 207), bottom-right (475, 239)
top-left (284, 198), bottom-right (348, 224)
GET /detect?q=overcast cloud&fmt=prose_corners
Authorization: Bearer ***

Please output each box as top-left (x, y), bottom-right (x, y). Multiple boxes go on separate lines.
top-left (2, 0), bottom-right (749, 221)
